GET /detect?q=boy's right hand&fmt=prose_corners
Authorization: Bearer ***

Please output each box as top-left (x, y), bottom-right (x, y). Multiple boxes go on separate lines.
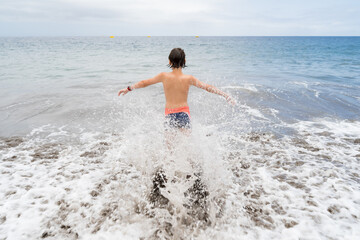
top-left (118, 88), bottom-right (129, 96)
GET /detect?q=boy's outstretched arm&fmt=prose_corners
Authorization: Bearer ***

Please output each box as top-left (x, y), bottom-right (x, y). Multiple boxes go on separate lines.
top-left (118, 72), bottom-right (165, 96)
top-left (190, 76), bottom-right (236, 105)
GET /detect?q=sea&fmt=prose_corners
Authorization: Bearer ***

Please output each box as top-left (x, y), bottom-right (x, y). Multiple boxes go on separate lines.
top-left (0, 36), bottom-right (359, 239)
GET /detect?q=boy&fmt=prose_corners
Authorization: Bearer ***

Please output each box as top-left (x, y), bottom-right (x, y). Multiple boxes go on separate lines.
top-left (118, 48), bottom-right (235, 129)
top-left (119, 48), bottom-right (234, 212)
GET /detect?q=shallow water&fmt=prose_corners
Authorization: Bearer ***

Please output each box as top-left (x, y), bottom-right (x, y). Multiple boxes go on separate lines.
top-left (0, 37), bottom-right (360, 239)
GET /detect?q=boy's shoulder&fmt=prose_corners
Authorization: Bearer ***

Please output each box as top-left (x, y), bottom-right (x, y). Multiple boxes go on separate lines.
top-left (161, 72), bottom-right (194, 79)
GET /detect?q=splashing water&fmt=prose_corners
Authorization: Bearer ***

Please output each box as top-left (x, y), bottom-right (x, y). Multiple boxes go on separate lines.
top-left (1, 105), bottom-right (360, 239)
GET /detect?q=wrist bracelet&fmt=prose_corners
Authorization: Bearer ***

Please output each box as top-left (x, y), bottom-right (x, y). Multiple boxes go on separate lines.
top-left (127, 86), bottom-right (132, 91)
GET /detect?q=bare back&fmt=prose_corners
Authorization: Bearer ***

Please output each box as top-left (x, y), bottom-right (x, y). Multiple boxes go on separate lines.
top-left (162, 72), bottom-right (192, 109)
top-left (118, 68), bottom-right (234, 107)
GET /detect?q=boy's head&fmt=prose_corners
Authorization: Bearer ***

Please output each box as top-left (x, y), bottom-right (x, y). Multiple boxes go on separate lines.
top-left (168, 48), bottom-right (186, 69)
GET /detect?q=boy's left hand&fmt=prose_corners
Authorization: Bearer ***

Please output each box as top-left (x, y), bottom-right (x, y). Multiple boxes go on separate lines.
top-left (226, 96), bottom-right (236, 106)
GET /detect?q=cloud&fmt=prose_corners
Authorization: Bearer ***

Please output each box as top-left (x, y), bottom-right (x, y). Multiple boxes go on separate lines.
top-left (0, 0), bottom-right (359, 36)
top-left (0, 0), bottom-right (218, 23)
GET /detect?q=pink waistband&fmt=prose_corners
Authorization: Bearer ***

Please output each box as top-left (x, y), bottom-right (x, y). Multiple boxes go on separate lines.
top-left (165, 106), bottom-right (190, 116)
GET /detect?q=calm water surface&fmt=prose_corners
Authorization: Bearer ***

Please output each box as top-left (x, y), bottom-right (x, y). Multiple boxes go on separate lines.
top-left (0, 37), bottom-right (359, 239)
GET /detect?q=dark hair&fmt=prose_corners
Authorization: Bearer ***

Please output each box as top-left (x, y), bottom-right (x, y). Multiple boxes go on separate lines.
top-left (168, 48), bottom-right (187, 69)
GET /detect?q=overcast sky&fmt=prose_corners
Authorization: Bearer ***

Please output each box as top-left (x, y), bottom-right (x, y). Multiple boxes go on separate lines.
top-left (0, 0), bottom-right (359, 36)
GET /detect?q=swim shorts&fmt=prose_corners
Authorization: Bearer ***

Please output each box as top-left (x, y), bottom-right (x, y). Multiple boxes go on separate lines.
top-left (165, 106), bottom-right (191, 129)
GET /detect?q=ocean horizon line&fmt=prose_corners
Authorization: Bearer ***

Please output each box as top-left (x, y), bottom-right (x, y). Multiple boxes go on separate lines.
top-left (1, 35), bottom-right (359, 38)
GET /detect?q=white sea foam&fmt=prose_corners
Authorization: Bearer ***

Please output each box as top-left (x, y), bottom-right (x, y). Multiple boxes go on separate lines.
top-left (1, 116), bottom-right (359, 239)
top-left (222, 84), bottom-right (259, 92)
top-left (292, 81), bottom-right (321, 98)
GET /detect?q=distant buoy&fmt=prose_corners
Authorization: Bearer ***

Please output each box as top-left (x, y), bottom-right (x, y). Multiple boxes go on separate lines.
top-left (147, 36), bottom-right (151, 38)
top-left (195, 36), bottom-right (199, 38)
top-left (110, 36), bottom-right (114, 38)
